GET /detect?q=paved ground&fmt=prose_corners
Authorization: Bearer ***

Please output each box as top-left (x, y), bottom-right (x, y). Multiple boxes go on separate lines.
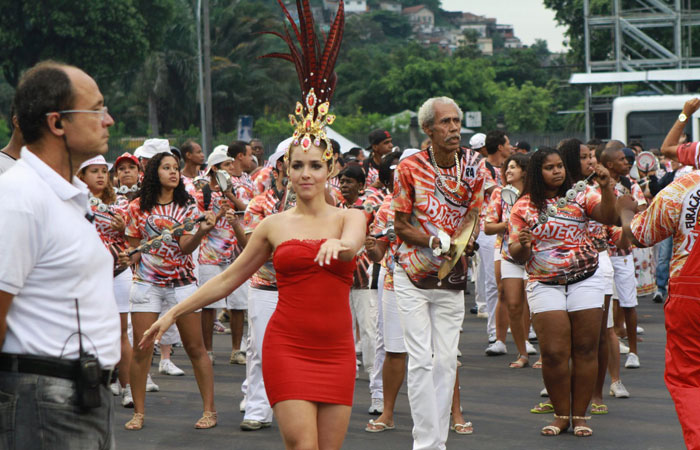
top-left (114, 288), bottom-right (685, 449)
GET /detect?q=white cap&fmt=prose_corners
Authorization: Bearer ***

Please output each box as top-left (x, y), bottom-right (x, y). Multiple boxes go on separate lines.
top-left (204, 148), bottom-right (233, 175)
top-left (400, 148), bottom-right (421, 161)
top-left (213, 144), bottom-right (229, 154)
top-left (469, 133), bottom-right (486, 149)
top-left (78, 155), bottom-right (110, 172)
top-left (135, 138), bottom-right (171, 159)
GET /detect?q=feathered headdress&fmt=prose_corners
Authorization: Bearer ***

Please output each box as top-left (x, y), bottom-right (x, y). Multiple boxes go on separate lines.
top-left (261, 0), bottom-right (345, 160)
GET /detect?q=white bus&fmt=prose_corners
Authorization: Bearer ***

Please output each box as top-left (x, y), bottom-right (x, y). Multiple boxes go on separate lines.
top-left (611, 95), bottom-right (700, 150)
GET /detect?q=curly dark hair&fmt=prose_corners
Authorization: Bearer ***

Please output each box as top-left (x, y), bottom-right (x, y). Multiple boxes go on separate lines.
top-left (523, 147), bottom-right (571, 213)
top-left (138, 152), bottom-right (192, 211)
top-left (558, 138), bottom-right (586, 182)
top-left (378, 150), bottom-right (401, 187)
top-left (501, 152), bottom-right (530, 183)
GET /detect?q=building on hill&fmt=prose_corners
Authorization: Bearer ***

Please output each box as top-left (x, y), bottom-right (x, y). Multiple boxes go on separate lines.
top-left (403, 4), bottom-right (434, 33)
top-left (378, 1), bottom-right (401, 13)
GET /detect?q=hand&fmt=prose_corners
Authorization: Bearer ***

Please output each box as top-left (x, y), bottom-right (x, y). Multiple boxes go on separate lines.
top-left (139, 313), bottom-right (176, 350)
top-left (364, 236), bottom-right (377, 252)
top-left (314, 238), bottom-right (349, 266)
top-left (110, 213), bottom-right (126, 232)
top-left (682, 98), bottom-right (700, 117)
top-left (225, 209), bottom-right (240, 228)
top-left (616, 194), bottom-right (638, 212)
top-left (200, 211), bottom-right (217, 233)
top-left (116, 251), bottom-right (130, 269)
top-left (518, 228), bottom-right (532, 247)
top-left (216, 203), bottom-right (230, 220)
top-left (593, 163), bottom-right (611, 188)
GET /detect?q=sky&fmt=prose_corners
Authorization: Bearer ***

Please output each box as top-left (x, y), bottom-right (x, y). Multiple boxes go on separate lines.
top-left (441, 0), bottom-right (568, 53)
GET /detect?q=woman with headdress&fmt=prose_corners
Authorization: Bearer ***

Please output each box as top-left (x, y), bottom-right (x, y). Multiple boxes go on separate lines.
top-left (140, 2), bottom-right (367, 448)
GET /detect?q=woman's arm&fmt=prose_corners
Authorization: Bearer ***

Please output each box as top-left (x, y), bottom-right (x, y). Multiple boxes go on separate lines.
top-left (484, 221), bottom-right (507, 235)
top-left (365, 236), bottom-right (389, 263)
top-left (588, 164), bottom-right (618, 225)
top-left (179, 211), bottom-right (216, 254)
top-left (314, 209), bottom-right (367, 265)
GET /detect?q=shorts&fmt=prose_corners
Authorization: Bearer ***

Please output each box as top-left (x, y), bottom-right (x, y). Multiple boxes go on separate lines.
top-left (607, 297), bottom-right (614, 329)
top-left (501, 259), bottom-right (527, 280)
top-left (527, 268), bottom-right (605, 314)
top-left (227, 279), bottom-right (250, 311)
top-left (598, 250), bottom-right (614, 296)
top-left (113, 268), bottom-right (132, 314)
top-left (382, 289), bottom-right (406, 353)
top-left (610, 255), bottom-right (638, 307)
top-left (494, 246), bottom-right (502, 262)
top-left (199, 264), bottom-right (227, 309)
top-left (129, 281), bottom-right (198, 314)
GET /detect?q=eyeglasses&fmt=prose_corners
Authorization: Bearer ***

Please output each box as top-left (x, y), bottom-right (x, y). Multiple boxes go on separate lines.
top-left (46, 106), bottom-right (109, 121)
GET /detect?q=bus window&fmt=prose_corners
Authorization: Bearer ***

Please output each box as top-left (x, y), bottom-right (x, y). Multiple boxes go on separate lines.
top-left (627, 110), bottom-right (680, 149)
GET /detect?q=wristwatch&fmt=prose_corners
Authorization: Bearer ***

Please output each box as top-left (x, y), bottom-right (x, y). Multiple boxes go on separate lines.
top-left (679, 113), bottom-right (688, 123)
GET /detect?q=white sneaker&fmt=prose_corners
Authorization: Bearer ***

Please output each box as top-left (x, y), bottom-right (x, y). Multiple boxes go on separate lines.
top-left (457, 348), bottom-right (462, 357)
top-left (368, 398), bottom-right (383, 415)
top-left (239, 395), bottom-right (247, 412)
top-left (528, 328), bottom-right (537, 341)
top-left (485, 340), bottom-right (507, 356)
top-left (487, 332), bottom-right (496, 344)
top-left (525, 341), bottom-right (538, 355)
top-left (159, 359), bottom-right (185, 376)
top-left (121, 384), bottom-right (134, 408)
top-left (146, 373), bottom-right (160, 392)
top-left (609, 380), bottom-right (630, 398)
top-left (477, 305), bottom-right (488, 319)
top-left (625, 352), bottom-right (640, 369)
top-left (619, 341), bottom-right (630, 354)
top-left (636, 326), bottom-right (645, 335)
top-left (109, 381), bottom-right (121, 396)
top-left (540, 387), bottom-right (549, 397)
top-left (207, 351), bottom-right (215, 365)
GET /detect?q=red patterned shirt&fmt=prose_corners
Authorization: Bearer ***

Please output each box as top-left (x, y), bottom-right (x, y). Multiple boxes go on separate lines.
top-left (195, 190), bottom-right (239, 266)
top-left (90, 195), bottom-right (130, 266)
top-left (370, 194), bottom-right (398, 291)
top-left (252, 166), bottom-right (273, 196)
top-left (392, 148), bottom-right (485, 288)
top-left (608, 179), bottom-right (646, 257)
top-left (508, 186), bottom-right (601, 283)
top-left (677, 141), bottom-right (700, 168)
top-left (630, 171), bottom-right (700, 279)
top-left (484, 186), bottom-right (517, 263)
top-left (231, 172), bottom-right (255, 206)
top-left (125, 199), bottom-right (198, 287)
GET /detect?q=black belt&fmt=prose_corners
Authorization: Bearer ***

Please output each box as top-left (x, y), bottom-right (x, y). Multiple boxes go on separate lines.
top-left (0, 353), bottom-right (115, 386)
top-left (253, 285), bottom-right (278, 292)
top-left (539, 267), bottom-right (597, 286)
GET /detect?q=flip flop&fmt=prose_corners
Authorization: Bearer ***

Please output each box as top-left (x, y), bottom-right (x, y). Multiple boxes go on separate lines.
top-left (591, 403), bottom-right (608, 415)
top-left (365, 420), bottom-right (395, 433)
top-left (530, 402), bottom-right (554, 414)
top-left (509, 356), bottom-right (529, 368)
top-left (451, 421), bottom-right (473, 435)
top-left (574, 425), bottom-right (593, 437)
top-left (532, 361), bottom-right (543, 369)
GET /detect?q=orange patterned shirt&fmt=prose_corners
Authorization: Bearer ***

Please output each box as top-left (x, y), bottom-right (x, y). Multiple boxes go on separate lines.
top-left (630, 171), bottom-right (700, 279)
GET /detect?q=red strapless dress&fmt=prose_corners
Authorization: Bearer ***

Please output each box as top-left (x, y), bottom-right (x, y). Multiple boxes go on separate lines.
top-left (262, 239), bottom-right (356, 406)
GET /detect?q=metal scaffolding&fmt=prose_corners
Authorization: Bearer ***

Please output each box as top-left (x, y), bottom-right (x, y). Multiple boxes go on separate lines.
top-left (576, 0), bottom-right (700, 139)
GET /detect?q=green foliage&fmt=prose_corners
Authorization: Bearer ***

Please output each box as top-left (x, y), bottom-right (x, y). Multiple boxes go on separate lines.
top-left (496, 82), bottom-right (553, 132)
top-left (0, 119), bottom-right (10, 145)
top-left (332, 111), bottom-right (388, 136)
top-left (253, 117), bottom-right (292, 138)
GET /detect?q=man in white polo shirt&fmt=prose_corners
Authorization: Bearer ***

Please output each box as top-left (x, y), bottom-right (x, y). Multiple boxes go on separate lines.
top-left (0, 61), bottom-right (121, 449)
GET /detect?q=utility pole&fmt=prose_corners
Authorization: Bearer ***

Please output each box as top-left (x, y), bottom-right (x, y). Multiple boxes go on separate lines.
top-left (202, 0), bottom-right (214, 153)
top-left (196, 0), bottom-right (207, 153)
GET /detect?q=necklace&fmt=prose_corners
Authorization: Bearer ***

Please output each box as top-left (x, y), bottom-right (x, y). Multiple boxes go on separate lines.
top-left (428, 146), bottom-right (461, 194)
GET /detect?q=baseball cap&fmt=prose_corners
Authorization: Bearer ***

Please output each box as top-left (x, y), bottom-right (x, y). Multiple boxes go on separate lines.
top-left (399, 148), bottom-right (422, 161)
top-left (114, 152), bottom-right (139, 169)
top-left (204, 148), bottom-right (233, 175)
top-left (367, 129), bottom-right (392, 149)
top-left (469, 133), bottom-right (486, 149)
top-left (134, 138), bottom-right (171, 159)
top-left (78, 155), bottom-right (109, 172)
top-left (514, 140), bottom-right (531, 152)
top-left (213, 144), bottom-right (229, 154)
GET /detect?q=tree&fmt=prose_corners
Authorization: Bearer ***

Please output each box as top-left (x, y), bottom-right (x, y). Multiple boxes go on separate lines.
top-left (496, 81), bottom-right (553, 132)
top-left (0, 0), bottom-right (174, 86)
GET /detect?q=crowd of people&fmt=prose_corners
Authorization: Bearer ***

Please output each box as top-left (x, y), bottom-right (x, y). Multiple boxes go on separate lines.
top-left (2, 53), bottom-right (700, 450)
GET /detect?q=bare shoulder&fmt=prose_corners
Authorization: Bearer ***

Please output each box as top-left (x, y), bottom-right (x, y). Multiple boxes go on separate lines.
top-left (341, 207), bottom-right (365, 225)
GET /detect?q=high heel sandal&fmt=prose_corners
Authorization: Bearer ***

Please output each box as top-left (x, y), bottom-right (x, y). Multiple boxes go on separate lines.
top-left (572, 415), bottom-right (592, 437)
top-left (195, 411), bottom-right (218, 429)
top-left (541, 414), bottom-right (569, 436)
top-left (125, 413), bottom-right (144, 430)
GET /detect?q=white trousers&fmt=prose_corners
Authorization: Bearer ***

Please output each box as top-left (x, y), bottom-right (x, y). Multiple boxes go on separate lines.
top-left (394, 266), bottom-right (464, 450)
top-left (369, 267), bottom-right (387, 400)
top-left (476, 232), bottom-right (498, 335)
top-left (350, 289), bottom-right (378, 374)
top-left (242, 287), bottom-right (278, 423)
top-left (610, 255), bottom-right (639, 307)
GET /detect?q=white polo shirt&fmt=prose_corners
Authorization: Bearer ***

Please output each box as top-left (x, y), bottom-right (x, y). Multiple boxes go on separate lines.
top-left (0, 151), bottom-right (16, 175)
top-left (0, 148), bottom-right (120, 368)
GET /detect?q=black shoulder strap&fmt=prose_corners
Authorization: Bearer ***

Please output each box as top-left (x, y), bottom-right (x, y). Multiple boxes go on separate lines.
top-left (485, 160), bottom-right (496, 180)
top-left (203, 184), bottom-right (213, 211)
top-left (620, 176), bottom-right (632, 191)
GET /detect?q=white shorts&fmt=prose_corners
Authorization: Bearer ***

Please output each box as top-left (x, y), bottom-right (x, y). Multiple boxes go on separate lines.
top-left (199, 264), bottom-right (227, 309)
top-left (382, 289), bottom-right (406, 353)
top-left (607, 297), bottom-right (614, 329)
top-left (527, 268), bottom-right (605, 314)
top-left (494, 246), bottom-right (502, 262)
top-left (500, 259), bottom-right (527, 280)
top-left (227, 279), bottom-right (250, 311)
top-left (130, 281), bottom-right (198, 314)
top-left (598, 251), bottom-right (614, 296)
top-left (610, 255), bottom-right (638, 307)
top-left (114, 268), bottom-right (132, 314)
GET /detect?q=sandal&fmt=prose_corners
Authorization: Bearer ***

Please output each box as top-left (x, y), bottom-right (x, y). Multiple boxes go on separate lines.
top-left (195, 411), bottom-right (218, 429)
top-left (365, 419), bottom-right (395, 432)
top-left (451, 421), bottom-right (473, 435)
top-left (572, 415), bottom-right (592, 437)
top-left (541, 414), bottom-right (569, 436)
top-left (591, 403), bottom-right (608, 415)
top-left (530, 402), bottom-right (554, 414)
top-left (125, 413), bottom-right (144, 430)
top-left (509, 355), bottom-right (529, 369)
top-left (532, 360), bottom-right (543, 369)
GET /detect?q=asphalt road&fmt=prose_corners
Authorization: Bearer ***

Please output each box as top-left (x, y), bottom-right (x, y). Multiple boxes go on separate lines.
top-left (114, 289), bottom-right (685, 450)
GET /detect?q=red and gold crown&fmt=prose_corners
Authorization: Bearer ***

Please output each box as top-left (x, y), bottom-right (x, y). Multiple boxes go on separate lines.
top-left (261, 0), bottom-right (345, 161)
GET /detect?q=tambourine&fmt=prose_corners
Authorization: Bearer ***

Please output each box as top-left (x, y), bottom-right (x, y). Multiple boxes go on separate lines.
top-left (438, 209), bottom-right (479, 280)
top-left (193, 176), bottom-right (209, 190)
top-left (363, 203), bottom-right (377, 214)
top-left (501, 184), bottom-right (520, 206)
top-left (128, 216), bottom-right (206, 256)
top-left (214, 170), bottom-right (232, 192)
top-left (373, 227), bottom-right (396, 243)
top-left (636, 151), bottom-right (658, 173)
top-left (546, 204), bottom-right (558, 217)
top-left (89, 195), bottom-right (115, 216)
